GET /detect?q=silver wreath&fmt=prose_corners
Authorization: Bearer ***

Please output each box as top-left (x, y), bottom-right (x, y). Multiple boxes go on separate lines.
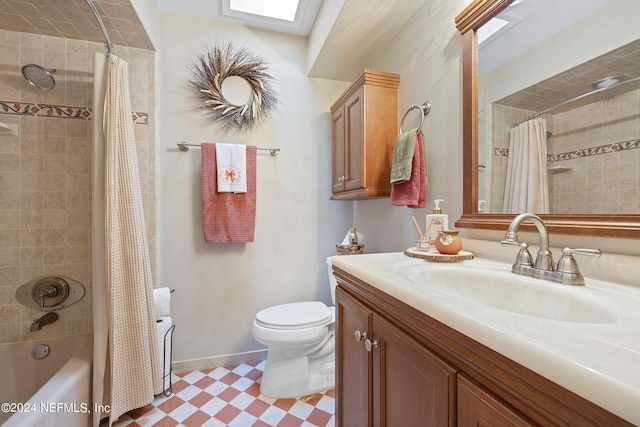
top-left (190, 43), bottom-right (279, 130)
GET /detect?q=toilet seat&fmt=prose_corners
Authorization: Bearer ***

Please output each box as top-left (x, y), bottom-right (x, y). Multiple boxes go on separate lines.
top-left (256, 301), bottom-right (332, 330)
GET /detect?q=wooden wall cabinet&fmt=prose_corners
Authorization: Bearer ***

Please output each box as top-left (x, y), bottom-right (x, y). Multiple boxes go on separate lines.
top-left (334, 267), bottom-right (633, 427)
top-left (330, 69), bottom-right (400, 200)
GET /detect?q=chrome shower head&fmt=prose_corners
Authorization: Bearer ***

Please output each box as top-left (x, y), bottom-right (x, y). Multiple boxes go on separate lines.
top-left (21, 64), bottom-right (56, 90)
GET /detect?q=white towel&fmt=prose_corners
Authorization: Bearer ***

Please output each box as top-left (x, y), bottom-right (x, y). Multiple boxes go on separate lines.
top-left (216, 143), bottom-right (247, 193)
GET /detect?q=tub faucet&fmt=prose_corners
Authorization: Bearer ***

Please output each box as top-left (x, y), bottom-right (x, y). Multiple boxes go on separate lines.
top-left (501, 213), bottom-right (601, 285)
top-left (30, 312), bottom-right (59, 332)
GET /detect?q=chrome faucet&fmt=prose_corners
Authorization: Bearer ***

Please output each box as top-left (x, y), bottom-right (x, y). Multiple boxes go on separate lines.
top-left (30, 312), bottom-right (59, 332)
top-left (501, 213), bottom-right (601, 286)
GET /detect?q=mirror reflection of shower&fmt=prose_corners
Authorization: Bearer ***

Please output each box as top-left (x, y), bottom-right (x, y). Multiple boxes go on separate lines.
top-left (21, 64), bottom-right (56, 90)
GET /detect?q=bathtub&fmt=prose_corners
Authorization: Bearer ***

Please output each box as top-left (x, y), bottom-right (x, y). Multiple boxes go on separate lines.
top-left (0, 334), bottom-right (92, 427)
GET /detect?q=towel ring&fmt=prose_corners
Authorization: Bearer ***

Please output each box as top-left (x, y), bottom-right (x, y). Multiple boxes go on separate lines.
top-left (399, 102), bottom-right (431, 134)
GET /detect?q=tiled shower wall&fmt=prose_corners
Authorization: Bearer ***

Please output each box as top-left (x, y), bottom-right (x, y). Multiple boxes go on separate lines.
top-left (490, 88), bottom-right (639, 214)
top-left (0, 29), bottom-right (155, 344)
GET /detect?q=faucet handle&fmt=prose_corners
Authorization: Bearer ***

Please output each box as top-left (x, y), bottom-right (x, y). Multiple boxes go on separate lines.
top-left (556, 247), bottom-right (601, 274)
top-left (515, 242), bottom-right (534, 267)
top-left (561, 247), bottom-right (602, 258)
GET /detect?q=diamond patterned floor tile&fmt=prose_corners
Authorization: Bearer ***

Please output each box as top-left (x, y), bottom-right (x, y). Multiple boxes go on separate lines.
top-left (112, 362), bottom-right (335, 426)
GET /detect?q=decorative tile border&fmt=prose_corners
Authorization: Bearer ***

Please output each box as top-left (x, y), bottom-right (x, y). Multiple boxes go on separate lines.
top-left (0, 100), bottom-right (148, 124)
top-left (551, 139), bottom-right (640, 162)
top-left (494, 138), bottom-right (640, 162)
top-left (1, 101), bottom-right (91, 119)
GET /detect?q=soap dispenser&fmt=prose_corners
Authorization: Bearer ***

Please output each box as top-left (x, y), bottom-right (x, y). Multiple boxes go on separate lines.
top-left (425, 199), bottom-right (448, 247)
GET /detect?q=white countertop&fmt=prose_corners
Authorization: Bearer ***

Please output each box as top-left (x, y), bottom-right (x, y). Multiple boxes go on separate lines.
top-left (331, 252), bottom-right (640, 425)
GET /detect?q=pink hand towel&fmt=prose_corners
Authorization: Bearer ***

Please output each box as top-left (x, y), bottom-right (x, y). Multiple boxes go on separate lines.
top-left (201, 143), bottom-right (257, 242)
top-left (390, 131), bottom-right (427, 208)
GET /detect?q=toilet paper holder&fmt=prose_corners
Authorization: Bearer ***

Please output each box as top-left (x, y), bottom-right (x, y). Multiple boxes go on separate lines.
top-left (157, 318), bottom-right (175, 397)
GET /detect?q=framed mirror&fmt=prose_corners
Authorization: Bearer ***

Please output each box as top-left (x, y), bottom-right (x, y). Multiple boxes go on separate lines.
top-left (454, 0), bottom-right (640, 238)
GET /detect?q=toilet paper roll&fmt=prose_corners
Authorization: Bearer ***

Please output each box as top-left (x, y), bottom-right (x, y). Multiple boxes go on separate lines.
top-left (153, 287), bottom-right (171, 317)
top-left (156, 316), bottom-right (173, 383)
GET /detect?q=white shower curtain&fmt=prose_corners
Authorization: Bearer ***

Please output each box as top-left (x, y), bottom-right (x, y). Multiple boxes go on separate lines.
top-left (93, 53), bottom-right (161, 426)
top-left (502, 117), bottom-right (550, 214)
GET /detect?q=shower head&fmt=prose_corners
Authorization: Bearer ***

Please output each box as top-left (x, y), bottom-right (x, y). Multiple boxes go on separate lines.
top-left (21, 64), bottom-right (56, 90)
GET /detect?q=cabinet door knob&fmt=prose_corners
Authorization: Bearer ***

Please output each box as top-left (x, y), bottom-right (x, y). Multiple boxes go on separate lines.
top-left (365, 338), bottom-right (378, 352)
top-left (354, 330), bottom-right (367, 342)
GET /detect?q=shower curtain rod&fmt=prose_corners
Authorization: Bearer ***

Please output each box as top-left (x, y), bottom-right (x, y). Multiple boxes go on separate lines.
top-left (510, 75), bottom-right (640, 129)
top-left (85, 0), bottom-right (115, 55)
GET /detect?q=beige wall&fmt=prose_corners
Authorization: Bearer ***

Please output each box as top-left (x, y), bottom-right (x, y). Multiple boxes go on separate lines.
top-left (157, 11), bottom-right (352, 362)
top-left (350, 0), bottom-right (472, 251)
top-left (0, 29), bottom-right (155, 344)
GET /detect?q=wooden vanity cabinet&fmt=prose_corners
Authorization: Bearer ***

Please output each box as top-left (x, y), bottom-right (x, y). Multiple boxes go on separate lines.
top-left (330, 69), bottom-right (400, 200)
top-left (457, 375), bottom-right (535, 427)
top-left (334, 267), bottom-right (634, 427)
top-left (336, 286), bottom-right (456, 427)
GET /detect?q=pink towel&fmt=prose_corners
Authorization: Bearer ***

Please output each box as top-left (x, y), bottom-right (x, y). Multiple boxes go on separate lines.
top-left (390, 131), bottom-right (427, 208)
top-left (201, 143), bottom-right (257, 242)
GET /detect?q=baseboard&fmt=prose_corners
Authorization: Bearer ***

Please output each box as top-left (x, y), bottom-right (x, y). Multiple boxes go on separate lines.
top-left (172, 349), bottom-right (268, 374)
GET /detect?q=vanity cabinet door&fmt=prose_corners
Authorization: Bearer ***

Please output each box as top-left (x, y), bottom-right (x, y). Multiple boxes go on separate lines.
top-left (458, 374), bottom-right (536, 427)
top-left (372, 314), bottom-right (457, 427)
top-left (336, 286), bottom-right (372, 427)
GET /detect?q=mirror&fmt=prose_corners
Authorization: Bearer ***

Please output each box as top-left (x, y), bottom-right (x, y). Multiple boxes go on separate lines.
top-left (455, 0), bottom-right (640, 238)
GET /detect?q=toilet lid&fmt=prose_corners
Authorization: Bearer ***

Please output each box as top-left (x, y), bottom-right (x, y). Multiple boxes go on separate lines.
top-left (256, 301), bottom-right (333, 330)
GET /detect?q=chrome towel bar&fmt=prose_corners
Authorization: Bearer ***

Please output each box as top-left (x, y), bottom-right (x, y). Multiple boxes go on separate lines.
top-left (177, 141), bottom-right (280, 156)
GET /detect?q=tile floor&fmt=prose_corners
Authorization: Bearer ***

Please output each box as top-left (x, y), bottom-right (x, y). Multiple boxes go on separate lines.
top-left (112, 360), bottom-right (335, 427)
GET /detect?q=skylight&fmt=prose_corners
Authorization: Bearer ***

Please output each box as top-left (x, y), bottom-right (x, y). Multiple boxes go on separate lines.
top-left (229, 0), bottom-right (300, 22)
top-left (477, 17), bottom-right (510, 46)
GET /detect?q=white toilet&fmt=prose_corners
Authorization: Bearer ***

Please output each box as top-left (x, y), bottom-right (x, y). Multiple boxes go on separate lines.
top-left (252, 257), bottom-right (338, 398)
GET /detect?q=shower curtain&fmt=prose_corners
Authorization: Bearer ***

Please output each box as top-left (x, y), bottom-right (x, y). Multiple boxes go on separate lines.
top-left (92, 53), bottom-right (161, 426)
top-left (502, 117), bottom-right (550, 214)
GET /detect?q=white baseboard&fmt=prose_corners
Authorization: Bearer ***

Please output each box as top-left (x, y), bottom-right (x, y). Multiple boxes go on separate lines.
top-left (172, 349), bottom-right (268, 374)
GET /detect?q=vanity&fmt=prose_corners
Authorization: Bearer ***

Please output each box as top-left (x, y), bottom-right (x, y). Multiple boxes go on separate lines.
top-left (332, 252), bottom-right (639, 426)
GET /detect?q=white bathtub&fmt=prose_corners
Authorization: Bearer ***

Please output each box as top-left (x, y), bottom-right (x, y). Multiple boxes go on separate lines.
top-left (0, 334), bottom-right (92, 427)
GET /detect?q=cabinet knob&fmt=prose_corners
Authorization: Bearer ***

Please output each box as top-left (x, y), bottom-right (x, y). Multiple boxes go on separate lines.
top-left (365, 338), bottom-right (378, 352)
top-left (354, 330), bottom-right (367, 342)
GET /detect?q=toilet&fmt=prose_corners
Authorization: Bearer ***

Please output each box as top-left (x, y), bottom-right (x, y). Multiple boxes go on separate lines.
top-left (252, 257), bottom-right (338, 398)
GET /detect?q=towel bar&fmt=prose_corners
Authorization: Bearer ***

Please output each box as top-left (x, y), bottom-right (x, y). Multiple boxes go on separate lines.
top-left (399, 102), bottom-right (431, 134)
top-left (177, 141), bottom-right (280, 156)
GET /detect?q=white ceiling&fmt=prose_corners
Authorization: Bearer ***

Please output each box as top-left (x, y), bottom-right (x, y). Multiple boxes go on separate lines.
top-left (479, 0), bottom-right (615, 72)
top-left (154, 0), bottom-right (425, 82)
top-left (153, 0), bottom-right (620, 82)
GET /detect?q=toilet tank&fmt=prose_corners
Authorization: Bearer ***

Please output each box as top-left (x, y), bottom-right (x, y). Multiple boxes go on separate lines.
top-left (327, 257), bottom-right (339, 304)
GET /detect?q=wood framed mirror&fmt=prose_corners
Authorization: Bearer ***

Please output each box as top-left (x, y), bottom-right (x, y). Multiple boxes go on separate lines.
top-left (454, 0), bottom-right (640, 239)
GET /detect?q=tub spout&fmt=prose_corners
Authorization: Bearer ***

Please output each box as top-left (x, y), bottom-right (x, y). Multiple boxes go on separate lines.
top-left (30, 312), bottom-right (59, 332)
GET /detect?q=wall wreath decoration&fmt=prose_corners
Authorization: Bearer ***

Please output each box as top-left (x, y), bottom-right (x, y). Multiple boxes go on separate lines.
top-left (189, 42), bottom-right (279, 131)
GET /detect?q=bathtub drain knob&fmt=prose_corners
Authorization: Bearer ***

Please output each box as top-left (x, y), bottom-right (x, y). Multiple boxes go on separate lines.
top-left (32, 344), bottom-right (50, 360)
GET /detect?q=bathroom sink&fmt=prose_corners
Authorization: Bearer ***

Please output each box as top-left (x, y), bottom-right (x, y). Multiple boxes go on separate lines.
top-left (408, 267), bottom-right (617, 324)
